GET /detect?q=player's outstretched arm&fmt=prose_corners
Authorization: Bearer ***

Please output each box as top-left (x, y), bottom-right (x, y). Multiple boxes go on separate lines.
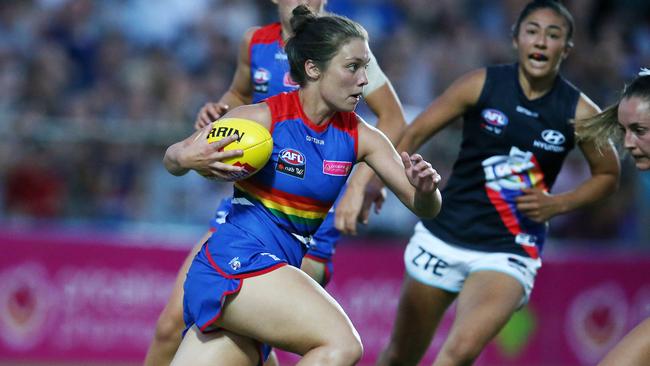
top-left (335, 79), bottom-right (406, 231)
top-left (353, 120), bottom-right (442, 223)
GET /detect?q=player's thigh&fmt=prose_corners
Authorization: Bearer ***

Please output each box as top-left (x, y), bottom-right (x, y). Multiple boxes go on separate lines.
top-left (171, 325), bottom-right (258, 366)
top-left (450, 270), bottom-right (524, 343)
top-left (389, 274), bottom-right (456, 352)
top-left (219, 265), bottom-right (359, 355)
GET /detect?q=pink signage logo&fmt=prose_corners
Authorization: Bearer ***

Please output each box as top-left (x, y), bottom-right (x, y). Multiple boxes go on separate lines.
top-left (0, 262), bottom-right (51, 350)
top-left (323, 160), bottom-right (352, 176)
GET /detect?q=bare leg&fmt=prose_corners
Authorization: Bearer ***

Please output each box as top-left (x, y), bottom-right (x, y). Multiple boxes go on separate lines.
top-left (173, 265), bottom-right (363, 366)
top-left (146, 235), bottom-right (328, 366)
top-left (433, 271), bottom-right (524, 366)
top-left (598, 318), bottom-right (650, 366)
top-left (172, 325), bottom-right (260, 366)
top-left (144, 231), bottom-right (212, 366)
top-left (376, 275), bottom-right (456, 366)
top-left (262, 257), bottom-right (326, 365)
top-left (300, 256), bottom-right (327, 286)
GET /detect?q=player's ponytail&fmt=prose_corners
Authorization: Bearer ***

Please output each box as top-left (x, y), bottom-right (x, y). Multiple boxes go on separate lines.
top-left (289, 4), bottom-right (317, 35)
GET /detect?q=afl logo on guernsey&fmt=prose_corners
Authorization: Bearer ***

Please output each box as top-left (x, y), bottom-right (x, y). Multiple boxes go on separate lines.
top-left (253, 68), bottom-right (271, 94)
top-left (276, 148), bottom-right (306, 178)
top-left (480, 108), bottom-right (508, 136)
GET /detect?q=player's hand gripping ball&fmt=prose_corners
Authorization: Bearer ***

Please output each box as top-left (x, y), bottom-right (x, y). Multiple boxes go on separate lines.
top-left (207, 118), bottom-right (273, 180)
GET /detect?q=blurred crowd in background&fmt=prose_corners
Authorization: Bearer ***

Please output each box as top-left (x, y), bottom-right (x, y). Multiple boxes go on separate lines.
top-left (1, 0), bottom-right (649, 248)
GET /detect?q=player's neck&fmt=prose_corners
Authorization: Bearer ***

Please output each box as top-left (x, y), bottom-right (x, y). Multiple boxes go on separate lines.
top-left (518, 68), bottom-right (557, 100)
top-left (281, 24), bottom-right (293, 43)
top-left (298, 89), bottom-right (335, 126)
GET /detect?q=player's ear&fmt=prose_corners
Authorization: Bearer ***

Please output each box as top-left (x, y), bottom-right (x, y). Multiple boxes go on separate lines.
top-left (561, 42), bottom-right (573, 60)
top-left (305, 59), bottom-right (321, 81)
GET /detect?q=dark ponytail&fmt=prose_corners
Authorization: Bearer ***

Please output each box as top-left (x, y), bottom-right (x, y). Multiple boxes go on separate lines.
top-left (289, 4), bottom-right (317, 36)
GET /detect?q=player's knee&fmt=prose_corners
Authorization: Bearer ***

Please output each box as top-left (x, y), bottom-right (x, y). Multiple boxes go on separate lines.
top-left (309, 329), bottom-right (362, 365)
top-left (324, 336), bottom-right (363, 365)
top-left (153, 310), bottom-right (184, 343)
top-left (439, 333), bottom-right (484, 364)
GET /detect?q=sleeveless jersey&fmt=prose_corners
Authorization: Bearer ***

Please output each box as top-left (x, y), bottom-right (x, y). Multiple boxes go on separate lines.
top-left (249, 23), bottom-right (299, 103)
top-left (229, 91), bottom-right (358, 240)
top-left (423, 63), bottom-right (581, 259)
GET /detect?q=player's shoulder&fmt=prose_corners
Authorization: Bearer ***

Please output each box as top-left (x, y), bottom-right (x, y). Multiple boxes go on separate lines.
top-left (574, 92), bottom-right (601, 120)
top-left (458, 68), bottom-right (487, 88)
top-left (227, 102), bottom-right (272, 130)
top-left (443, 67), bottom-right (487, 107)
top-left (243, 26), bottom-right (263, 45)
top-left (248, 23), bottom-right (281, 44)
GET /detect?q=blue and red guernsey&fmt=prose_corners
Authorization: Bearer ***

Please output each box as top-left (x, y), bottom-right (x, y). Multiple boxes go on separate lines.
top-left (231, 91), bottom-right (358, 237)
top-left (249, 23), bottom-right (299, 103)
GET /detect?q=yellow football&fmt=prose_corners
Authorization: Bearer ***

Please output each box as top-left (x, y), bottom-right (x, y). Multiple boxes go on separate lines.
top-left (206, 118), bottom-right (273, 180)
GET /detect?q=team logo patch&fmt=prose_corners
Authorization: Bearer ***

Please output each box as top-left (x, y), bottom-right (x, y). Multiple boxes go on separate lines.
top-left (480, 108), bottom-right (508, 136)
top-left (323, 160), bottom-right (352, 176)
top-left (229, 257), bottom-right (241, 271)
top-left (283, 72), bottom-right (299, 88)
top-left (253, 68), bottom-right (270, 93)
top-left (533, 129), bottom-right (566, 152)
top-left (276, 148), bottom-right (306, 178)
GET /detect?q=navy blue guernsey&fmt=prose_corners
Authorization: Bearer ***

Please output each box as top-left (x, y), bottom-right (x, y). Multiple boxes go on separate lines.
top-left (423, 63), bottom-right (581, 258)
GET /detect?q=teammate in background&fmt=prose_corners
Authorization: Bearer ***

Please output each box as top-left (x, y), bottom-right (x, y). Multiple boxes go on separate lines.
top-left (144, 0), bottom-right (406, 364)
top-left (577, 69), bottom-right (650, 366)
top-left (376, 1), bottom-right (620, 365)
top-left (164, 6), bottom-right (441, 365)
top-left (577, 69), bottom-right (650, 171)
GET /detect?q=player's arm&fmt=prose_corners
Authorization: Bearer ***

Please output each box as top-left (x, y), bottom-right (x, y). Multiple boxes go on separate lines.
top-left (516, 95), bottom-right (620, 222)
top-left (355, 119), bottom-right (441, 221)
top-left (194, 27), bottom-right (259, 130)
top-left (398, 68), bottom-right (486, 153)
top-left (166, 103), bottom-right (271, 179)
top-left (363, 51), bottom-right (406, 146)
top-left (335, 55), bottom-right (406, 229)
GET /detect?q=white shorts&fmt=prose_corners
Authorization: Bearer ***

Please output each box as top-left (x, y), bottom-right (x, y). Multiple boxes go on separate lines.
top-left (404, 222), bottom-right (542, 305)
